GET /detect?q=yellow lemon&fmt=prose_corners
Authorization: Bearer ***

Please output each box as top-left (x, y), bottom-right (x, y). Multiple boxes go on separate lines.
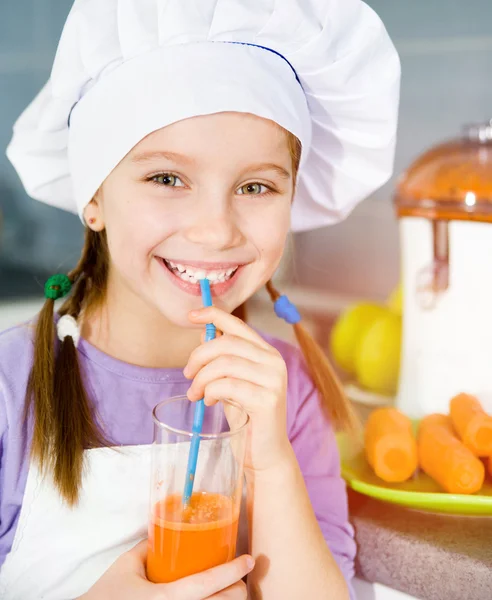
top-left (330, 302), bottom-right (387, 375)
top-left (354, 312), bottom-right (402, 396)
top-left (387, 282), bottom-right (403, 315)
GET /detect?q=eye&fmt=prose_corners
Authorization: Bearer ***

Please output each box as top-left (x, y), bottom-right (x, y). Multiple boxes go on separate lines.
top-left (237, 183), bottom-right (270, 195)
top-left (150, 173), bottom-right (185, 187)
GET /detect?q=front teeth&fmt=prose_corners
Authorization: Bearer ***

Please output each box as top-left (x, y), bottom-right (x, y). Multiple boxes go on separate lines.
top-left (164, 260), bottom-right (238, 285)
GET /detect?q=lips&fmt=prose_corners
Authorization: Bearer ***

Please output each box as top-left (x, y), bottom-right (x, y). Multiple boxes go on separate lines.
top-left (157, 257), bottom-right (244, 296)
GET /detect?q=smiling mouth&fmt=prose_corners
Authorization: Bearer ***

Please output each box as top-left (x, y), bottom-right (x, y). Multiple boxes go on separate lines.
top-left (160, 259), bottom-right (240, 285)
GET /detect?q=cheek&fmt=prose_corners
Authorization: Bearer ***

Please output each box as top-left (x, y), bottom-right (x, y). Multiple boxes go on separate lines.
top-left (261, 231), bottom-right (288, 272)
top-left (102, 190), bottom-right (177, 272)
top-left (251, 206), bottom-right (290, 264)
top-left (105, 224), bottom-right (145, 281)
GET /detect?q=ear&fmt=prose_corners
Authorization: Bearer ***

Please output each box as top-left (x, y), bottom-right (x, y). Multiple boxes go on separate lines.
top-left (83, 192), bottom-right (105, 232)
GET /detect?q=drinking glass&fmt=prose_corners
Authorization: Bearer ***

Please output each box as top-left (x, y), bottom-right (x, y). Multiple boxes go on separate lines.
top-left (147, 395), bottom-right (249, 583)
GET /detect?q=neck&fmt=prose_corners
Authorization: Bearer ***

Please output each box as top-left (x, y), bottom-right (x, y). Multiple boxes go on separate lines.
top-left (81, 280), bottom-right (201, 369)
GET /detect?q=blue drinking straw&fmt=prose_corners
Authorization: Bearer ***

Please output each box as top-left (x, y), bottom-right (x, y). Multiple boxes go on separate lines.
top-left (183, 278), bottom-right (216, 506)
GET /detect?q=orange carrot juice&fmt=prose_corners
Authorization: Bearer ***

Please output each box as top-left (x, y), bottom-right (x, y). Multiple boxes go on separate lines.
top-left (147, 492), bottom-right (239, 583)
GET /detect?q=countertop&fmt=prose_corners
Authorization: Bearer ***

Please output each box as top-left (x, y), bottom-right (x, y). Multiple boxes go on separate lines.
top-left (349, 490), bottom-right (492, 600)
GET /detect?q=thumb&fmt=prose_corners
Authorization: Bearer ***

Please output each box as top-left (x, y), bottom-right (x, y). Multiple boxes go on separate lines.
top-left (127, 539), bottom-right (148, 563)
top-left (157, 555), bottom-right (254, 600)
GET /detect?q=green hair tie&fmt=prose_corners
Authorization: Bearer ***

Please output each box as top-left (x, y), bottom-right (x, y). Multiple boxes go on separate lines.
top-left (44, 274), bottom-right (72, 300)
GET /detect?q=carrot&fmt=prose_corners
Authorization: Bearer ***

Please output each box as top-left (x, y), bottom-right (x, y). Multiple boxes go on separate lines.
top-left (364, 407), bottom-right (418, 482)
top-left (418, 414), bottom-right (484, 494)
top-left (449, 393), bottom-right (492, 456)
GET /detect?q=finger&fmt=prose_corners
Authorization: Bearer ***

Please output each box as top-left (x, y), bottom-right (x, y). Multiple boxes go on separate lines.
top-left (203, 377), bottom-right (277, 413)
top-left (201, 327), bottom-right (223, 344)
top-left (205, 580), bottom-right (248, 599)
top-left (187, 356), bottom-right (280, 402)
top-left (189, 307), bottom-right (270, 350)
top-left (161, 555), bottom-right (254, 600)
top-left (184, 335), bottom-right (279, 379)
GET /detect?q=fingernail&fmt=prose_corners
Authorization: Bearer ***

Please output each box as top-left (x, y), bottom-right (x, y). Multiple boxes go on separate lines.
top-left (246, 556), bottom-right (255, 570)
top-left (183, 366), bottom-right (190, 377)
top-left (189, 310), bottom-right (199, 317)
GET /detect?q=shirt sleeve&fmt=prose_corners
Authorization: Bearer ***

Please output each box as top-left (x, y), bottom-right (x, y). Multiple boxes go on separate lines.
top-left (0, 333), bottom-right (33, 569)
top-left (0, 381), bottom-right (8, 559)
top-left (288, 353), bottom-right (357, 599)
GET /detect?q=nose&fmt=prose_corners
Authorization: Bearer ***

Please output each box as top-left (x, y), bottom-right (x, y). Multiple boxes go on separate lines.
top-left (184, 200), bottom-right (245, 251)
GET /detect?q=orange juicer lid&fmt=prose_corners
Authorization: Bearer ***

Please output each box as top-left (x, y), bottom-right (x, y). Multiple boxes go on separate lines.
top-left (394, 120), bottom-right (492, 222)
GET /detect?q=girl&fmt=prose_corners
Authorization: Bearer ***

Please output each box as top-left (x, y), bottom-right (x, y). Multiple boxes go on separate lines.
top-left (1, 1), bottom-right (400, 598)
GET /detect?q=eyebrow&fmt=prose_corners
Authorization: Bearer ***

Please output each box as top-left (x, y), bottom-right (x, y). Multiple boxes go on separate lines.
top-left (245, 163), bottom-right (291, 180)
top-left (130, 151), bottom-right (194, 164)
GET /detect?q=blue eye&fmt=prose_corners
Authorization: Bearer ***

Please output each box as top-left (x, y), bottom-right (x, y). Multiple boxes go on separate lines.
top-left (237, 183), bottom-right (269, 195)
top-left (151, 173), bottom-right (185, 187)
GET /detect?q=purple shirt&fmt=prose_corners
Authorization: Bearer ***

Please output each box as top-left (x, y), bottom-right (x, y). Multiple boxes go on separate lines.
top-left (0, 320), bottom-right (356, 592)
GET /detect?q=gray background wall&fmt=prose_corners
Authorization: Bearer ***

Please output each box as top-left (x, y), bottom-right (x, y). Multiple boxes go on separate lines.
top-left (0, 0), bottom-right (82, 284)
top-left (1, 1), bottom-right (491, 299)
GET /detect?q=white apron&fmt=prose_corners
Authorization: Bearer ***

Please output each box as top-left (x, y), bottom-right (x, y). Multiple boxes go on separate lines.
top-left (0, 445), bottom-right (248, 600)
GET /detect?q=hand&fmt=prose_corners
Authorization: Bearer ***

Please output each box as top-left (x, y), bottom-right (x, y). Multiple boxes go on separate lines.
top-left (184, 307), bottom-right (292, 473)
top-left (78, 540), bottom-right (253, 600)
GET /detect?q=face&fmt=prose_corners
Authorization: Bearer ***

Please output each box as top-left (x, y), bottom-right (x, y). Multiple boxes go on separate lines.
top-left (85, 112), bottom-right (294, 327)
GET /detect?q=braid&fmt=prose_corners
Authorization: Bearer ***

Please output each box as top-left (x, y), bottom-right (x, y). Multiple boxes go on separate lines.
top-left (27, 228), bottom-right (110, 505)
top-left (265, 280), bottom-right (281, 303)
top-left (60, 228), bottom-right (109, 319)
top-left (266, 280), bottom-right (360, 434)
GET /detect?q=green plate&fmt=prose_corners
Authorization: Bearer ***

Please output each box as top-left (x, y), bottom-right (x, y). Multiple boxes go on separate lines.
top-left (337, 431), bottom-right (492, 516)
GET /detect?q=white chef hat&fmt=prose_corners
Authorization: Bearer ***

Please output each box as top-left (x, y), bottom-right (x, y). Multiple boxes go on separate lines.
top-left (6, 0), bottom-right (400, 232)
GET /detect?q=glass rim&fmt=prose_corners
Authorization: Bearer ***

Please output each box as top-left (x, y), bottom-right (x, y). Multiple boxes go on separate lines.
top-left (152, 395), bottom-right (250, 440)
